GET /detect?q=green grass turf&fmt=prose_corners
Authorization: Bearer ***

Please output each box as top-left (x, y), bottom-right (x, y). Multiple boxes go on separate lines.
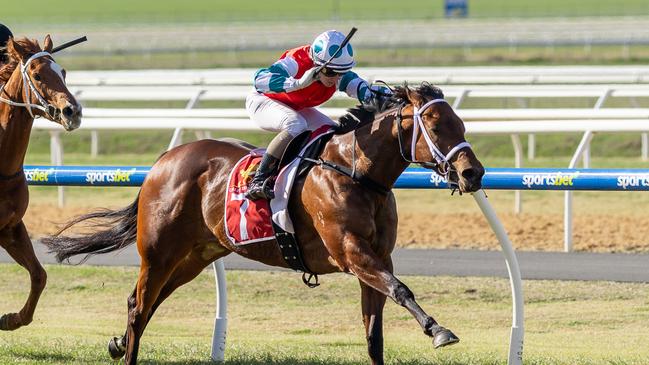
top-left (3, 0), bottom-right (649, 24)
top-left (1, 265), bottom-right (649, 364)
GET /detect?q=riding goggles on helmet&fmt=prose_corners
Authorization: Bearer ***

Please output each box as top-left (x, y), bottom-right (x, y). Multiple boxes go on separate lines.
top-left (321, 67), bottom-right (347, 77)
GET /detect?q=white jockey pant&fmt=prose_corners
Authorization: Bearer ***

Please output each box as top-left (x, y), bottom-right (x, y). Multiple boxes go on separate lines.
top-left (246, 91), bottom-right (336, 137)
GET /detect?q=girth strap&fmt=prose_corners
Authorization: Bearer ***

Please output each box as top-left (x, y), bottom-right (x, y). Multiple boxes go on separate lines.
top-left (272, 222), bottom-right (320, 288)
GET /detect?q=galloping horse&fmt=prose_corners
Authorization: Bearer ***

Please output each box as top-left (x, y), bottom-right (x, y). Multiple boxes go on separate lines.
top-left (0, 36), bottom-right (82, 330)
top-left (45, 84), bottom-right (484, 364)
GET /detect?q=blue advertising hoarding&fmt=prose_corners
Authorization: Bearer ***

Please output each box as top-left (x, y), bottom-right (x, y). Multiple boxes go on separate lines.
top-left (23, 166), bottom-right (649, 191)
top-left (445, 0), bottom-right (468, 18)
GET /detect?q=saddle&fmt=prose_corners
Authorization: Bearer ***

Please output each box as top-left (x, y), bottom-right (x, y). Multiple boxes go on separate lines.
top-left (224, 126), bottom-right (335, 286)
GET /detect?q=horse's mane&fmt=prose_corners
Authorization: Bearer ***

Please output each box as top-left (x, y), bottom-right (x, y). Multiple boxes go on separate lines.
top-left (0, 38), bottom-right (42, 84)
top-left (336, 82), bottom-right (445, 133)
top-left (393, 82), bottom-right (445, 101)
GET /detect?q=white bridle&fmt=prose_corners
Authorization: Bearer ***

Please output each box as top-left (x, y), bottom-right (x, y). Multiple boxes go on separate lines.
top-left (411, 99), bottom-right (472, 176)
top-left (0, 51), bottom-right (58, 119)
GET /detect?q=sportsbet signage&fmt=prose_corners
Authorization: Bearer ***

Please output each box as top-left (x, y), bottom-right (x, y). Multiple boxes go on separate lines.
top-left (394, 168), bottom-right (649, 191)
top-left (85, 168), bottom-right (137, 185)
top-left (23, 166), bottom-right (649, 191)
top-left (24, 166), bottom-right (147, 186)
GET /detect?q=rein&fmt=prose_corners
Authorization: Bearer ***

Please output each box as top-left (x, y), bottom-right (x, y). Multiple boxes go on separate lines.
top-left (0, 51), bottom-right (59, 120)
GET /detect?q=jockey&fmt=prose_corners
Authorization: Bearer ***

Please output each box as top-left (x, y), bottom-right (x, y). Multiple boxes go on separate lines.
top-left (245, 29), bottom-right (390, 200)
top-left (0, 23), bottom-right (12, 64)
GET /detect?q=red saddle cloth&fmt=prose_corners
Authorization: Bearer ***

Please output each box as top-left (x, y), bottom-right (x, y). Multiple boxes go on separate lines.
top-left (224, 126), bottom-right (334, 245)
top-left (224, 149), bottom-right (274, 245)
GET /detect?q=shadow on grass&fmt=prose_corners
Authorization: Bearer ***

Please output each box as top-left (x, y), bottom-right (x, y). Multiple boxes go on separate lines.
top-left (5, 349), bottom-right (76, 363)
top-left (141, 359), bottom-right (468, 365)
top-left (140, 360), bottom-right (361, 365)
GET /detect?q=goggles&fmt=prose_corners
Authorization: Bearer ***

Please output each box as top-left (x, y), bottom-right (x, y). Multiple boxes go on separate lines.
top-left (321, 67), bottom-right (347, 77)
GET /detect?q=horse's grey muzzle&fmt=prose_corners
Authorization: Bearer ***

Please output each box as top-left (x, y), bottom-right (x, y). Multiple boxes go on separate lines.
top-left (458, 166), bottom-right (485, 192)
top-left (61, 103), bottom-right (82, 131)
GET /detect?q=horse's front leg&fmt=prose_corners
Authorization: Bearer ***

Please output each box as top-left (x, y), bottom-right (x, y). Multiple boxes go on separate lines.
top-left (344, 236), bottom-right (459, 349)
top-left (359, 280), bottom-right (386, 365)
top-left (0, 221), bottom-right (47, 331)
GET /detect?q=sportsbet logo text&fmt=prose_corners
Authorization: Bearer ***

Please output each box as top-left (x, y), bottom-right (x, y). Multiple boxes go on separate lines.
top-left (25, 168), bottom-right (54, 182)
top-left (617, 174), bottom-right (649, 189)
top-left (521, 171), bottom-right (580, 188)
top-left (86, 169), bottom-right (136, 185)
top-left (429, 173), bottom-right (447, 186)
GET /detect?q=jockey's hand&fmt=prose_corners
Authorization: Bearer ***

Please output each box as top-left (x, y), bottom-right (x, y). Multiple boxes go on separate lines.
top-left (294, 67), bottom-right (319, 90)
top-left (363, 89), bottom-right (394, 113)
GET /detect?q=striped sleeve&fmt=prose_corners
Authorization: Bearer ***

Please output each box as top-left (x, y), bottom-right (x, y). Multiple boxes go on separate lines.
top-left (339, 71), bottom-right (393, 104)
top-left (253, 57), bottom-right (300, 93)
top-left (338, 71), bottom-right (370, 103)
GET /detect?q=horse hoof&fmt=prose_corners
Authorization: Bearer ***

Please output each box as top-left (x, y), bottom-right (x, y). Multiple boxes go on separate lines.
top-left (0, 313), bottom-right (22, 331)
top-left (108, 336), bottom-right (126, 360)
top-left (433, 327), bottom-right (460, 348)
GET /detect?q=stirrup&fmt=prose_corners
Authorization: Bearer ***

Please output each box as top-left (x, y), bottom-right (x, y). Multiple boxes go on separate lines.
top-left (245, 178), bottom-right (275, 200)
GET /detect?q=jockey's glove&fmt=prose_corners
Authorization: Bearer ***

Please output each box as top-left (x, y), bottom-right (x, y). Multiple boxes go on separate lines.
top-left (362, 87), bottom-right (395, 113)
top-left (292, 67), bottom-right (319, 90)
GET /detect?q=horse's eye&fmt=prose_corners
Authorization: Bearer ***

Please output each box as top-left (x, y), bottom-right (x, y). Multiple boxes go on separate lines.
top-left (33, 74), bottom-right (41, 81)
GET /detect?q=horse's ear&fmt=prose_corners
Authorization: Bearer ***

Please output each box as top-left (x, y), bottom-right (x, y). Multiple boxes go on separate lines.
top-left (43, 34), bottom-right (53, 53)
top-left (5, 37), bottom-right (24, 62)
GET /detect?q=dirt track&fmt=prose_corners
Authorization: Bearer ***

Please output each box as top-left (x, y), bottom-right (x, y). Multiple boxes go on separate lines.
top-left (23, 203), bottom-right (649, 253)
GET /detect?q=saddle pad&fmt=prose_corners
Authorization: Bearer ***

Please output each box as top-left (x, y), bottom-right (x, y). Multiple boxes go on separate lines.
top-left (224, 149), bottom-right (275, 245)
top-left (224, 126), bottom-right (334, 245)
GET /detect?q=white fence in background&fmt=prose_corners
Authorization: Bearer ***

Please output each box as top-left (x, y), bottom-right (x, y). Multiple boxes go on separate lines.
top-left (69, 83), bottom-right (649, 102)
top-left (67, 82), bottom-right (649, 160)
top-left (36, 106), bottom-right (649, 163)
top-left (66, 66), bottom-right (649, 86)
top-left (63, 66), bottom-right (649, 162)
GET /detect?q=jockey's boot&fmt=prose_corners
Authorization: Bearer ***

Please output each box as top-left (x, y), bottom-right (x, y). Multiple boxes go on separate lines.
top-left (245, 153), bottom-right (279, 200)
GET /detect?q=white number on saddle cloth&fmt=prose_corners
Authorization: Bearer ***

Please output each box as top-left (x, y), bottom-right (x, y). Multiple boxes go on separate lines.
top-left (224, 153), bottom-right (275, 245)
top-left (229, 193), bottom-right (251, 241)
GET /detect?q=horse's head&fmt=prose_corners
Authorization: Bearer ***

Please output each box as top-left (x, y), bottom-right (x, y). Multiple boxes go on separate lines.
top-left (2, 35), bottom-right (82, 131)
top-left (395, 83), bottom-right (484, 193)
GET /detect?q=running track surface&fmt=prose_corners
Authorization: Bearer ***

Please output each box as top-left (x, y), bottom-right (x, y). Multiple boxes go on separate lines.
top-left (1, 243), bottom-right (647, 283)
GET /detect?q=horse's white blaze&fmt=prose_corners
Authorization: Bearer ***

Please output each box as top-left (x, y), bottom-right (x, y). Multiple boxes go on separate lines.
top-left (49, 61), bottom-right (65, 83)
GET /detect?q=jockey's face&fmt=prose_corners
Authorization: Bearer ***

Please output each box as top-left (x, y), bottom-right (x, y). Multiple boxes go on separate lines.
top-left (319, 73), bottom-right (341, 87)
top-left (319, 67), bottom-right (345, 87)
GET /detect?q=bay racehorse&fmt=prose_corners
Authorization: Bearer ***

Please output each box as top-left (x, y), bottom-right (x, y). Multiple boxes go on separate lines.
top-left (0, 36), bottom-right (82, 330)
top-left (44, 83), bottom-right (483, 364)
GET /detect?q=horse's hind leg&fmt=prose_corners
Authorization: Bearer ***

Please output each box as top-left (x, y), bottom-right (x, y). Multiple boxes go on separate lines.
top-left (122, 252), bottom-right (181, 365)
top-left (110, 244), bottom-right (229, 361)
top-left (0, 222), bottom-right (47, 331)
top-left (108, 287), bottom-right (136, 360)
top-left (343, 237), bottom-right (459, 349)
top-left (359, 280), bottom-right (387, 365)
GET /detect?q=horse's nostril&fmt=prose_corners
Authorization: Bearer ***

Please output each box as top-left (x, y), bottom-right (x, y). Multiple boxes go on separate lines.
top-left (63, 106), bottom-right (74, 117)
top-left (462, 168), bottom-right (476, 180)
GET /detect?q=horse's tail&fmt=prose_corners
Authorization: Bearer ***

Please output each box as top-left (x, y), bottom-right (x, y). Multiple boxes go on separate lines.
top-left (42, 194), bottom-right (140, 264)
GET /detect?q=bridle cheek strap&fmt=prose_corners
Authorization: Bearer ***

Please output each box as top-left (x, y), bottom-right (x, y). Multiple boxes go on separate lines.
top-left (0, 51), bottom-right (56, 118)
top-left (412, 99), bottom-right (472, 176)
